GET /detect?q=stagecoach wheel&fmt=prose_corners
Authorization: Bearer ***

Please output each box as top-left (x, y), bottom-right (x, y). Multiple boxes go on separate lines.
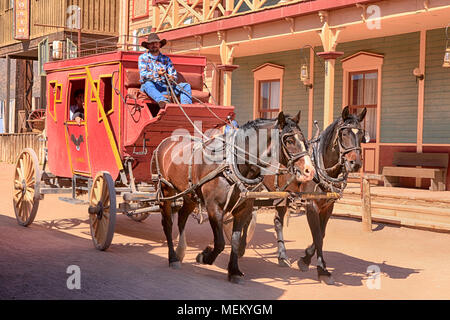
top-left (13, 148), bottom-right (41, 227)
top-left (88, 171), bottom-right (116, 251)
top-left (223, 211), bottom-right (257, 254)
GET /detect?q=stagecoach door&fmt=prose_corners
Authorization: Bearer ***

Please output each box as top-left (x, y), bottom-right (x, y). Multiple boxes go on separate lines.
top-left (65, 78), bottom-right (91, 176)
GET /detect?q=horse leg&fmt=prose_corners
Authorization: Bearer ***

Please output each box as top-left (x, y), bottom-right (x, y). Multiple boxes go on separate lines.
top-left (175, 199), bottom-right (196, 262)
top-left (297, 201), bottom-right (319, 272)
top-left (195, 201), bottom-right (225, 266)
top-left (315, 203), bottom-right (335, 285)
top-left (160, 199), bottom-right (180, 269)
top-left (237, 210), bottom-right (253, 258)
top-left (274, 206), bottom-right (291, 267)
top-left (228, 205), bottom-right (252, 284)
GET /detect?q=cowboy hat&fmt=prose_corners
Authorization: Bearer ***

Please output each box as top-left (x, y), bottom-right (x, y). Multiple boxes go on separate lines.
top-left (141, 33), bottom-right (167, 49)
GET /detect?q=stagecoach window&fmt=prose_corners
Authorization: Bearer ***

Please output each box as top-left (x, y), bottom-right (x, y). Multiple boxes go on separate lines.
top-left (48, 82), bottom-right (56, 118)
top-left (98, 76), bottom-right (113, 116)
top-left (349, 71), bottom-right (377, 142)
top-left (259, 80), bottom-right (280, 119)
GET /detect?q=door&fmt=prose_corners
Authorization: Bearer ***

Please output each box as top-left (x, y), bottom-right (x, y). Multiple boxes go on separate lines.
top-left (65, 77), bottom-right (91, 176)
top-left (349, 70), bottom-right (378, 173)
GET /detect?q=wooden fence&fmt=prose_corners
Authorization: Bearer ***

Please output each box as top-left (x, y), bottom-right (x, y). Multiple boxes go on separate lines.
top-left (0, 133), bottom-right (46, 164)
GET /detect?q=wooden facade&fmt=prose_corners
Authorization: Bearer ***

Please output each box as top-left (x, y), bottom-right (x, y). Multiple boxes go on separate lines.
top-left (0, 0), bottom-right (119, 49)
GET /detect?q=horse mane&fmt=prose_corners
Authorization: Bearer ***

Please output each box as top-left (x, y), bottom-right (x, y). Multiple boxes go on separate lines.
top-left (240, 117), bottom-right (276, 130)
top-left (318, 113), bottom-right (361, 155)
top-left (240, 114), bottom-right (300, 131)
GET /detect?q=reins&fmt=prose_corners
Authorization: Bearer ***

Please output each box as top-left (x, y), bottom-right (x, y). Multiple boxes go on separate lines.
top-left (151, 73), bottom-right (311, 203)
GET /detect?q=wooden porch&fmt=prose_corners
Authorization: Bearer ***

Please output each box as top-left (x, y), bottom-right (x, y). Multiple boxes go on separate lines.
top-left (334, 183), bottom-right (450, 233)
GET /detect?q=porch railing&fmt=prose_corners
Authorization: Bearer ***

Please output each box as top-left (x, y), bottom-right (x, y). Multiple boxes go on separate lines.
top-left (152, 0), bottom-right (308, 32)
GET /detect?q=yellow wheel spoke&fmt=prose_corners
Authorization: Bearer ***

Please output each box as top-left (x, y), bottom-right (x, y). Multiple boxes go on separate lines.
top-left (17, 163), bottom-right (24, 182)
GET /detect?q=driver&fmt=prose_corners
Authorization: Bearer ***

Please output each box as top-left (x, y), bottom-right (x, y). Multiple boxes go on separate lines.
top-left (138, 33), bottom-right (192, 108)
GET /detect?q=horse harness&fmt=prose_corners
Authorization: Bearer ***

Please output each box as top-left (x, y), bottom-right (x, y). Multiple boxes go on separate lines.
top-left (152, 127), bottom-right (309, 215)
top-left (311, 121), bottom-right (364, 197)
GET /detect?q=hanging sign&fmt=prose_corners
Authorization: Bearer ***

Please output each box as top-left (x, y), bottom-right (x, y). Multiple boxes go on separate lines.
top-left (14, 0), bottom-right (31, 40)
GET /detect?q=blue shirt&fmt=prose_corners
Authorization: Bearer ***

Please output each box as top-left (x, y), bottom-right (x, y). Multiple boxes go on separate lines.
top-left (138, 51), bottom-right (177, 85)
top-left (224, 120), bottom-right (238, 135)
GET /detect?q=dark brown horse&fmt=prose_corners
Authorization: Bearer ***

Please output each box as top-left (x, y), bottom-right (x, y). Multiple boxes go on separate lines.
top-left (151, 111), bottom-right (315, 283)
top-left (263, 106), bottom-right (367, 285)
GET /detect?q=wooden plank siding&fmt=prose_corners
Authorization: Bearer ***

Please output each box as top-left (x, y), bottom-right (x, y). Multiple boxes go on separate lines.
top-left (312, 46), bottom-right (324, 131)
top-left (0, 133), bottom-right (46, 164)
top-left (231, 49), bottom-right (310, 131)
top-left (67, 0), bottom-right (119, 34)
top-left (0, 0), bottom-right (119, 48)
top-left (423, 28), bottom-right (450, 144)
top-left (0, 7), bottom-right (13, 45)
top-left (334, 32), bottom-right (420, 144)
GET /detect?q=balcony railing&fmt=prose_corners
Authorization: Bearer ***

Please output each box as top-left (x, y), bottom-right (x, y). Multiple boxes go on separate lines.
top-left (152, 0), bottom-right (307, 32)
top-left (0, 0), bottom-right (119, 47)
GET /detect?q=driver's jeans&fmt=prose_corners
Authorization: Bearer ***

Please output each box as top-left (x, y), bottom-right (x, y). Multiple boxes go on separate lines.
top-left (141, 81), bottom-right (192, 104)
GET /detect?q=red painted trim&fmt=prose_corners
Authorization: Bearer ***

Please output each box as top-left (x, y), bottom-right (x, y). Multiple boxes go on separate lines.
top-left (155, 0), bottom-right (379, 40)
top-left (317, 51), bottom-right (344, 60)
top-left (217, 64), bottom-right (239, 72)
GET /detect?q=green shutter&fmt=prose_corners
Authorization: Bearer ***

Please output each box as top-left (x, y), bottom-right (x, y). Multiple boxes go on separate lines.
top-left (38, 37), bottom-right (49, 76)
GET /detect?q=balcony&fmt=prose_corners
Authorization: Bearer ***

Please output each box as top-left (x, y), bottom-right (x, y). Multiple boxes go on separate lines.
top-left (0, 0), bottom-right (119, 49)
top-left (152, 0), bottom-right (308, 32)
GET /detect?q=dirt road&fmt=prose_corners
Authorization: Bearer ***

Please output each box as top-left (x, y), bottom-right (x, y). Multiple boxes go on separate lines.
top-left (0, 162), bottom-right (449, 299)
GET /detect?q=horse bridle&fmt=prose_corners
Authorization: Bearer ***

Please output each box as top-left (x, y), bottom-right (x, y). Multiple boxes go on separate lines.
top-left (313, 121), bottom-right (365, 193)
top-left (333, 122), bottom-right (365, 166)
top-left (281, 131), bottom-right (310, 175)
top-left (228, 125), bottom-right (311, 185)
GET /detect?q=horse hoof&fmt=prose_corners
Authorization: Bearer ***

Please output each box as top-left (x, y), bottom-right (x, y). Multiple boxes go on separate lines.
top-left (318, 275), bottom-right (335, 285)
top-left (297, 259), bottom-right (309, 272)
top-left (228, 275), bottom-right (244, 284)
top-left (170, 261), bottom-right (181, 269)
top-left (278, 258), bottom-right (291, 267)
top-left (196, 253), bottom-right (204, 264)
top-left (176, 250), bottom-right (185, 262)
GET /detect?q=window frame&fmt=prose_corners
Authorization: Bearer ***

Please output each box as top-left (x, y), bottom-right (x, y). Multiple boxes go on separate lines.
top-left (66, 77), bottom-right (87, 124)
top-left (96, 74), bottom-right (114, 122)
top-left (341, 51), bottom-right (384, 174)
top-left (258, 79), bottom-right (281, 119)
top-left (252, 63), bottom-right (284, 120)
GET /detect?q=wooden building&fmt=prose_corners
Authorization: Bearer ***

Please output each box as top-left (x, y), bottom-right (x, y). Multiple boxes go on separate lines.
top-left (0, 0), bottom-right (121, 133)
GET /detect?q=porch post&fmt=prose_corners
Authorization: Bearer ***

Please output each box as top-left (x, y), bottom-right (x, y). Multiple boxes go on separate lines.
top-left (119, 0), bottom-right (130, 50)
top-left (218, 40), bottom-right (238, 106)
top-left (5, 55), bottom-right (11, 133)
top-left (152, 2), bottom-right (160, 32)
top-left (416, 30), bottom-right (427, 187)
top-left (317, 11), bottom-right (343, 129)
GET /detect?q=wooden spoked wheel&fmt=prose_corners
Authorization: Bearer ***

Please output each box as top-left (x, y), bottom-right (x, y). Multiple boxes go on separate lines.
top-left (88, 171), bottom-right (116, 251)
top-left (13, 148), bottom-right (41, 227)
top-left (223, 211), bottom-right (257, 248)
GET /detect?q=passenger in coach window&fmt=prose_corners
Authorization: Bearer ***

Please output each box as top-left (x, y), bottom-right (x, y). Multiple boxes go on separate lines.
top-left (70, 89), bottom-right (85, 126)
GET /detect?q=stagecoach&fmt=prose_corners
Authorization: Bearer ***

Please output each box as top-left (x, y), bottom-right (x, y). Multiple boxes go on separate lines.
top-left (12, 50), bottom-right (235, 250)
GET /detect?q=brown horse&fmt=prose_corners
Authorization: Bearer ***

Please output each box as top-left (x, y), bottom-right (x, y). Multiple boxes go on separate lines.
top-left (263, 106), bottom-right (367, 285)
top-left (151, 111), bottom-right (315, 283)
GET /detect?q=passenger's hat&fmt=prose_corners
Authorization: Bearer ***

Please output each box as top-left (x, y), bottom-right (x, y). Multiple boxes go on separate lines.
top-left (141, 33), bottom-right (167, 49)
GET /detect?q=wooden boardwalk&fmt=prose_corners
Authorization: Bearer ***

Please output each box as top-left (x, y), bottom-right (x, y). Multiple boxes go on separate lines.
top-left (335, 183), bottom-right (450, 232)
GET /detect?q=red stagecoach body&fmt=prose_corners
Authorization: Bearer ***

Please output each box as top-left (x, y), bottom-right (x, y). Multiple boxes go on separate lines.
top-left (43, 51), bottom-right (234, 183)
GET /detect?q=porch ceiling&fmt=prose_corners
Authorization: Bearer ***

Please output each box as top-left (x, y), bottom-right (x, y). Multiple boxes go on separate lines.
top-left (164, 0), bottom-right (450, 58)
